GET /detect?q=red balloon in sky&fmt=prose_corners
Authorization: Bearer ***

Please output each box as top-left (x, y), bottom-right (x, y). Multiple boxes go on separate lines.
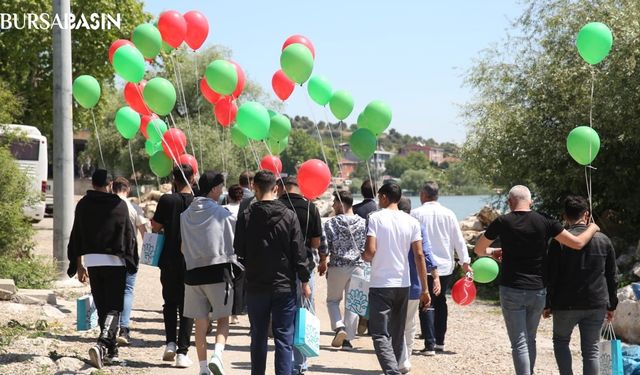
top-left (230, 61), bottom-right (245, 98)
top-left (108, 39), bottom-right (134, 64)
top-left (282, 35), bottom-right (315, 58)
top-left (297, 159), bottom-right (331, 200)
top-left (451, 277), bottom-right (477, 306)
top-left (272, 70), bottom-right (295, 101)
top-left (200, 77), bottom-right (221, 104)
top-left (214, 97), bottom-right (238, 127)
top-left (140, 114), bottom-right (158, 139)
top-left (183, 10), bottom-right (209, 50)
top-left (177, 153), bottom-right (199, 175)
top-left (162, 128), bottom-right (187, 159)
top-left (158, 10), bottom-right (187, 48)
top-left (124, 80), bottom-right (151, 116)
top-left (259, 155), bottom-right (282, 175)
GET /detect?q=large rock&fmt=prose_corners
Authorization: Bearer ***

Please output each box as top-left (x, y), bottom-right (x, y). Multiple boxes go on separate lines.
top-left (477, 206), bottom-right (500, 227)
top-left (55, 357), bottom-right (87, 373)
top-left (42, 305), bottom-right (66, 320)
top-left (31, 356), bottom-right (55, 369)
top-left (614, 299), bottom-right (640, 344)
top-left (460, 216), bottom-right (483, 232)
top-left (141, 201), bottom-right (158, 219)
top-left (633, 262), bottom-right (640, 278)
top-left (11, 289), bottom-right (57, 305)
top-left (618, 285), bottom-right (636, 302)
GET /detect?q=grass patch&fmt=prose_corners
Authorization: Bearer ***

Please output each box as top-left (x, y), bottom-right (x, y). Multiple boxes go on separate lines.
top-left (0, 319), bottom-right (50, 347)
top-left (0, 255), bottom-right (55, 289)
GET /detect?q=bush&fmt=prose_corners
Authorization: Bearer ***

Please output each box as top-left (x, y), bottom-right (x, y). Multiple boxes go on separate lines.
top-left (0, 255), bottom-right (54, 289)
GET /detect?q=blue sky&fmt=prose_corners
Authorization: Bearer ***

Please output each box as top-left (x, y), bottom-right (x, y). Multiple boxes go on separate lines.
top-left (144, 1), bottom-right (524, 144)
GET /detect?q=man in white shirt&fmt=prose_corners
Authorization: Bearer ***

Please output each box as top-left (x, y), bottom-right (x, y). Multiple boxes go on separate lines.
top-left (410, 181), bottom-right (471, 355)
top-left (363, 183), bottom-right (430, 375)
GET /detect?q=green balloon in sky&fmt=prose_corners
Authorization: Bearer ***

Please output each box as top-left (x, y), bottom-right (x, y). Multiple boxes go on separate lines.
top-left (143, 77), bottom-right (176, 116)
top-left (576, 22), bottom-right (613, 65)
top-left (147, 118), bottom-right (168, 144)
top-left (145, 140), bottom-right (163, 156)
top-left (205, 60), bottom-right (238, 96)
top-left (266, 136), bottom-right (288, 155)
top-left (149, 151), bottom-right (173, 177)
top-left (112, 44), bottom-right (145, 83)
top-left (566, 126), bottom-right (600, 165)
top-left (230, 125), bottom-right (248, 148)
top-left (280, 43), bottom-right (314, 84)
top-left (72, 75), bottom-right (101, 109)
top-left (115, 106), bottom-right (140, 140)
top-left (362, 100), bottom-right (392, 135)
top-left (307, 75), bottom-right (333, 106)
top-left (329, 90), bottom-right (354, 120)
top-left (268, 114), bottom-right (291, 141)
top-left (349, 128), bottom-right (377, 161)
top-left (236, 101), bottom-right (270, 141)
top-left (132, 23), bottom-right (162, 59)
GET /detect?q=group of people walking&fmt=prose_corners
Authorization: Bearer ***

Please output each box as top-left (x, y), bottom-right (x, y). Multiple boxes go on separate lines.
top-left (66, 166), bottom-right (618, 375)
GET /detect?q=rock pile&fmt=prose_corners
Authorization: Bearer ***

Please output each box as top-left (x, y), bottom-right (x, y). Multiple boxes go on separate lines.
top-left (459, 206), bottom-right (501, 249)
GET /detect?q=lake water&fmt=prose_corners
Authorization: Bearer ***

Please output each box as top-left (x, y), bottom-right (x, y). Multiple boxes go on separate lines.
top-left (354, 195), bottom-right (492, 221)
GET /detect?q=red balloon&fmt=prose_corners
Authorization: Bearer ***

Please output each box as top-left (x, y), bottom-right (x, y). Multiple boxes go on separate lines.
top-left (158, 10), bottom-right (187, 48)
top-left (214, 97), bottom-right (238, 127)
top-left (282, 35), bottom-right (315, 58)
top-left (259, 155), bottom-right (282, 175)
top-left (200, 77), bottom-right (221, 104)
top-left (297, 159), bottom-right (331, 200)
top-left (162, 128), bottom-right (187, 159)
top-left (230, 61), bottom-right (245, 98)
top-left (177, 153), bottom-right (199, 175)
top-left (108, 39), bottom-right (134, 64)
top-left (140, 114), bottom-right (158, 139)
top-left (183, 11), bottom-right (209, 50)
top-left (451, 277), bottom-right (477, 306)
top-left (124, 80), bottom-right (151, 115)
top-left (272, 70), bottom-right (295, 101)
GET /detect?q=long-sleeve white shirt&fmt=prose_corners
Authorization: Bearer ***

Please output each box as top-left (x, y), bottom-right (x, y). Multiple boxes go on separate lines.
top-left (411, 201), bottom-right (470, 276)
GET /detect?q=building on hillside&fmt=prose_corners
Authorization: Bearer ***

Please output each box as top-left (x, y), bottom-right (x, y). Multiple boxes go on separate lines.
top-left (399, 143), bottom-right (445, 164)
top-left (338, 143), bottom-right (395, 179)
top-left (339, 159), bottom-right (359, 179)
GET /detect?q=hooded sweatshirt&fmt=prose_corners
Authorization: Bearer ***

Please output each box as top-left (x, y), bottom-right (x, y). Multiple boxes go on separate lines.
top-left (234, 199), bottom-right (310, 294)
top-left (67, 190), bottom-right (138, 277)
top-left (180, 196), bottom-right (239, 271)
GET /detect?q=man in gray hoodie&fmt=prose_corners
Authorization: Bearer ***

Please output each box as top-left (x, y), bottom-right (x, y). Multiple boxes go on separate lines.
top-left (180, 171), bottom-right (240, 375)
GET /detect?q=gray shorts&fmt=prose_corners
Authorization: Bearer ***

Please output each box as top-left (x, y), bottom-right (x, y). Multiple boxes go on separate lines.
top-left (184, 282), bottom-right (234, 320)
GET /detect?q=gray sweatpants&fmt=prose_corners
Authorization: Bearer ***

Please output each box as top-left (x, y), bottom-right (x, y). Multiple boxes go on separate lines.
top-left (369, 287), bottom-right (410, 375)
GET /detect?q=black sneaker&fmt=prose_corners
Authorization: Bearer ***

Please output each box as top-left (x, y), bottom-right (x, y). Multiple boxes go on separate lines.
top-left (419, 346), bottom-right (436, 356)
top-left (341, 340), bottom-right (354, 351)
top-left (331, 328), bottom-right (347, 348)
top-left (117, 327), bottom-right (130, 346)
top-left (89, 344), bottom-right (106, 369)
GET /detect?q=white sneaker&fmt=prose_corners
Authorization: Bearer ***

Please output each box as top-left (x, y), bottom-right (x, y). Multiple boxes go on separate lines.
top-left (208, 352), bottom-right (225, 375)
top-left (175, 353), bottom-right (193, 368)
top-left (162, 342), bottom-right (177, 361)
top-left (400, 366), bottom-right (411, 374)
top-left (435, 344), bottom-right (445, 352)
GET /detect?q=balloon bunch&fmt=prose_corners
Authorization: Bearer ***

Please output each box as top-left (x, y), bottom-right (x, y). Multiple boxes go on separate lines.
top-left (451, 257), bottom-right (499, 306)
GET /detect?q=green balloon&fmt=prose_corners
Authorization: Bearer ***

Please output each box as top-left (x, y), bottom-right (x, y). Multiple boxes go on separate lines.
top-left (115, 106), bottom-right (141, 140)
top-left (205, 60), bottom-right (238, 96)
top-left (567, 126), bottom-right (601, 165)
top-left (362, 100), bottom-right (392, 135)
top-left (143, 77), bottom-right (176, 116)
top-left (357, 111), bottom-right (370, 128)
top-left (472, 257), bottom-right (499, 284)
top-left (307, 75), bottom-right (333, 106)
top-left (230, 126), bottom-right (248, 148)
top-left (72, 75), bottom-right (101, 109)
top-left (266, 136), bottom-right (288, 155)
top-left (161, 41), bottom-right (174, 54)
top-left (112, 44), bottom-right (145, 83)
top-left (149, 151), bottom-right (173, 177)
top-left (576, 22), bottom-right (613, 65)
top-left (267, 109), bottom-right (278, 118)
top-left (329, 90), bottom-right (354, 120)
top-left (269, 114), bottom-right (291, 140)
top-left (132, 23), bottom-right (162, 59)
top-left (147, 118), bottom-right (168, 143)
top-left (349, 128), bottom-right (377, 161)
top-left (280, 43), bottom-right (314, 84)
top-left (145, 140), bottom-right (163, 156)
top-left (236, 101), bottom-right (270, 141)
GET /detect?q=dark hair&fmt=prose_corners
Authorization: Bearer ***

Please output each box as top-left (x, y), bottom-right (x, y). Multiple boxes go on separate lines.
top-left (333, 190), bottom-right (353, 209)
top-left (112, 177), bottom-right (130, 194)
top-left (378, 182), bottom-right (402, 203)
top-left (239, 171), bottom-right (254, 187)
top-left (173, 164), bottom-right (194, 187)
top-left (253, 170), bottom-right (276, 194)
top-left (564, 195), bottom-right (589, 221)
top-left (91, 169), bottom-right (112, 188)
top-left (228, 184), bottom-right (244, 203)
top-left (397, 197), bottom-right (412, 214)
top-left (361, 179), bottom-right (376, 199)
top-left (422, 181), bottom-right (439, 199)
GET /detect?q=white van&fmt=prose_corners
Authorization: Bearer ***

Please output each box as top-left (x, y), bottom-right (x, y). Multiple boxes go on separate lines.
top-left (0, 124), bottom-right (48, 222)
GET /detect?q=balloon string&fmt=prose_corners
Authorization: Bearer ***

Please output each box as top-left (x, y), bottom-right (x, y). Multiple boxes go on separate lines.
top-left (127, 140), bottom-right (141, 201)
top-left (90, 108), bottom-right (105, 168)
top-left (589, 68), bottom-right (595, 129)
top-left (221, 126), bottom-right (228, 174)
top-left (247, 140), bottom-right (261, 169)
top-left (194, 53), bottom-right (205, 171)
top-left (262, 140), bottom-right (296, 212)
top-left (148, 116), bottom-right (195, 195)
top-left (242, 148), bottom-right (249, 173)
top-left (169, 112), bottom-right (200, 190)
top-left (587, 67), bottom-right (595, 222)
top-left (170, 54), bottom-right (197, 159)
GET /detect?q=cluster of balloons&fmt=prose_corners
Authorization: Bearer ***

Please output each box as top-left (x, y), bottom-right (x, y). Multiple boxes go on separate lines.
top-left (348, 101), bottom-right (393, 161)
top-left (201, 60), bottom-right (245, 126)
top-left (451, 256), bottom-right (499, 306)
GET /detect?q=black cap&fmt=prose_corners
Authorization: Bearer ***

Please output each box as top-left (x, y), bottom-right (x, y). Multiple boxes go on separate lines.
top-left (92, 169), bottom-right (112, 187)
top-left (198, 171), bottom-right (225, 197)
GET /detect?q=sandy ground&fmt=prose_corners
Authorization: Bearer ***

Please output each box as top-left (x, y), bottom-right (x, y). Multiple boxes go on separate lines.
top-left (0, 217), bottom-right (584, 375)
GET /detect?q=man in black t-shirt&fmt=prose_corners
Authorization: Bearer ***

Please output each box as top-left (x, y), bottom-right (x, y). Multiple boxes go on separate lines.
top-left (474, 185), bottom-right (599, 375)
top-left (151, 165), bottom-right (195, 369)
top-left (353, 179), bottom-right (377, 220)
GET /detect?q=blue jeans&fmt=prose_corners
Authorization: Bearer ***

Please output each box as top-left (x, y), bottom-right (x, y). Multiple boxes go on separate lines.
top-left (120, 271), bottom-right (136, 328)
top-left (247, 291), bottom-right (297, 375)
top-left (500, 286), bottom-right (546, 375)
top-left (552, 308), bottom-right (605, 375)
top-left (293, 272), bottom-right (315, 374)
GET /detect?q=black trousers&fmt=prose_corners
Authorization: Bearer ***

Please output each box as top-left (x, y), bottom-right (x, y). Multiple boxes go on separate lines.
top-left (420, 274), bottom-right (453, 347)
top-left (160, 260), bottom-right (193, 354)
top-left (88, 266), bottom-right (126, 352)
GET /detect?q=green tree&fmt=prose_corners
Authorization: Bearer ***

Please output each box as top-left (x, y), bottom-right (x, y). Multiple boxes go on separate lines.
top-left (385, 152), bottom-right (432, 177)
top-left (280, 129), bottom-right (336, 175)
top-left (400, 168), bottom-right (447, 193)
top-left (0, 80), bottom-right (23, 124)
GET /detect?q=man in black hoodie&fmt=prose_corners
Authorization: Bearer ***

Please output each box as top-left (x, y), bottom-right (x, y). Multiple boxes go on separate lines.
top-left (67, 169), bottom-right (138, 369)
top-left (544, 195), bottom-right (618, 375)
top-left (234, 170), bottom-right (311, 375)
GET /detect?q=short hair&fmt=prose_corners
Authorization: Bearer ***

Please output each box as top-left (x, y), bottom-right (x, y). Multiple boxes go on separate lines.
top-left (228, 184), bottom-right (244, 203)
top-left (422, 181), bottom-right (439, 199)
top-left (91, 169), bottom-right (112, 188)
top-left (333, 190), bottom-right (353, 209)
top-left (378, 182), bottom-right (402, 203)
top-left (239, 171), bottom-right (254, 187)
top-left (253, 170), bottom-right (276, 194)
top-left (173, 164), bottom-right (194, 187)
top-left (283, 176), bottom-right (298, 187)
top-left (361, 179), bottom-right (376, 199)
top-left (564, 195), bottom-right (589, 221)
top-left (112, 177), bottom-right (130, 194)
top-left (508, 185), bottom-right (531, 202)
top-left (398, 197), bottom-right (412, 214)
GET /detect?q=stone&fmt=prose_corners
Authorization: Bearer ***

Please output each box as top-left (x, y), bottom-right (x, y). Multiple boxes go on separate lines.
top-left (462, 230), bottom-right (482, 245)
top-left (55, 357), bottom-right (86, 372)
top-left (142, 201), bottom-right (158, 219)
top-left (11, 289), bottom-right (57, 305)
top-left (477, 206), bottom-right (500, 227)
top-left (31, 356), bottom-right (55, 369)
top-left (617, 253), bottom-right (635, 269)
top-left (460, 217), bottom-right (483, 232)
top-left (0, 279), bottom-right (16, 295)
top-left (618, 285), bottom-right (635, 302)
top-left (42, 305), bottom-right (66, 320)
top-left (613, 300), bottom-right (640, 344)
top-left (633, 262), bottom-right (640, 278)
top-left (141, 190), bottom-right (163, 203)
